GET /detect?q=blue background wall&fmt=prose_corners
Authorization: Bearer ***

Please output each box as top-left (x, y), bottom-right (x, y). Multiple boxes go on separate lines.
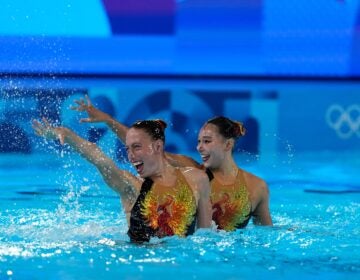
top-left (0, 0), bottom-right (360, 76)
top-left (0, 79), bottom-right (359, 157)
top-left (0, 0), bottom-right (359, 156)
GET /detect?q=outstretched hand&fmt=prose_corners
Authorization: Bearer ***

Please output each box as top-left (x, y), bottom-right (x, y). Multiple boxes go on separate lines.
top-left (32, 118), bottom-right (66, 145)
top-left (70, 95), bottom-right (109, 123)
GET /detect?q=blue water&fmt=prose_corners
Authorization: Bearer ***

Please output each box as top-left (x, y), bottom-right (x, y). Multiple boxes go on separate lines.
top-left (0, 151), bottom-right (359, 280)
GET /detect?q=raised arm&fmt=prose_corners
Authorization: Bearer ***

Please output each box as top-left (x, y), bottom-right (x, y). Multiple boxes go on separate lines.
top-left (32, 119), bottom-right (140, 204)
top-left (72, 95), bottom-right (201, 168)
top-left (71, 95), bottom-right (129, 142)
top-left (165, 152), bottom-right (202, 168)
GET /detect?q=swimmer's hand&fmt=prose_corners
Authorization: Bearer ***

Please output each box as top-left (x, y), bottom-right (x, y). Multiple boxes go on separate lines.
top-left (70, 95), bottom-right (110, 123)
top-left (32, 118), bottom-right (66, 145)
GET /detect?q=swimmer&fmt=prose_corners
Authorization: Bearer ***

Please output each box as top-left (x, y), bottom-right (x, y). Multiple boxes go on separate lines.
top-left (72, 96), bottom-right (273, 230)
top-left (32, 118), bottom-right (212, 243)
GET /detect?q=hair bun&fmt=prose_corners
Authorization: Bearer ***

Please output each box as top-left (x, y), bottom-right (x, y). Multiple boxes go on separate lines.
top-left (233, 121), bottom-right (246, 137)
top-left (154, 119), bottom-right (167, 130)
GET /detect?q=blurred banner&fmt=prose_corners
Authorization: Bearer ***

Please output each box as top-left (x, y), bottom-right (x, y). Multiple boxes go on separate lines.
top-left (0, 0), bottom-right (359, 76)
top-left (1, 80), bottom-right (359, 156)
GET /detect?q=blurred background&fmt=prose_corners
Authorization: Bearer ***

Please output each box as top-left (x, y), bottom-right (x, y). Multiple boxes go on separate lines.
top-left (0, 0), bottom-right (359, 160)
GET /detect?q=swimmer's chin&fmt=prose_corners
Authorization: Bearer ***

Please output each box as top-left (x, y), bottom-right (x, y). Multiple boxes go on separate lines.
top-left (201, 160), bottom-right (211, 168)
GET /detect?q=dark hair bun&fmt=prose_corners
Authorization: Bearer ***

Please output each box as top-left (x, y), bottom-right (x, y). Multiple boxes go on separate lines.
top-left (233, 121), bottom-right (246, 137)
top-left (154, 119), bottom-right (167, 130)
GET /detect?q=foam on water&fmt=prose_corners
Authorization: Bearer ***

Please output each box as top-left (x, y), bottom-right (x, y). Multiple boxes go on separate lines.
top-left (0, 141), bottom-right (359, 279)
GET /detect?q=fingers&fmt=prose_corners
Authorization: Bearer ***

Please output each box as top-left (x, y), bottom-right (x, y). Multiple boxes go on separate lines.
top-left (70, 96), bottom-right (92, 112)
top-left (31, 118), bottom-right (54, 134)
top-left (70, 105), bottom-right (82, 111)
top-left (58, 133), bottom-right (65, 145)
top-left (31, 118), bottom-right (43, 129)
top-left (31, 120), bottom-right (42, 135)
top-left (32, 118), bottom-right (66, 144)
top-left (31, 119), bottom-right (40, 128)
top-left (85, 94), bottom-right (92, 106)
top-left (70, 99), bottom-right (85, 111)
top-left (31, 119), bottom-right (49, 137)
top-left (42, 117), bottom-right (51, 128)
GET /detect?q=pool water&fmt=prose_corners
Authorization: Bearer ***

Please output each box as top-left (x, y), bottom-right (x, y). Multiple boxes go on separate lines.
top-left (0, 151), bottom-right (359, 280)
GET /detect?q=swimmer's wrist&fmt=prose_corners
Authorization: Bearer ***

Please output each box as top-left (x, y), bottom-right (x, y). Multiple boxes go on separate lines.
top-left (103, 114), bottom-right (114, 125)
top-left (61, 128), bottom-right (75, 142)
top-left (105, 117), bottom-right (118, 128)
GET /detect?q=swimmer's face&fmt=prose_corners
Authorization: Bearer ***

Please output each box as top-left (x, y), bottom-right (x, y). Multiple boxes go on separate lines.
top-left (126, 128), bottom-right (162, 178)
top-left (197, 124), bottom-right (227, 169)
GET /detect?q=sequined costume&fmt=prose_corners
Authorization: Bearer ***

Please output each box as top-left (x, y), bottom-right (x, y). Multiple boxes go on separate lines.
top-left (206, 169), bottom-right (252, 231)
top-left (128, 169), bottom-right (197, 243)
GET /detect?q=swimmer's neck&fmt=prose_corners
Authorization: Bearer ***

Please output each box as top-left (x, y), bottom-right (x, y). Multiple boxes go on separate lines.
top-left (150, 158), bottom-right (177, 186)
top-left (210, 158), bottom-right (238, 178)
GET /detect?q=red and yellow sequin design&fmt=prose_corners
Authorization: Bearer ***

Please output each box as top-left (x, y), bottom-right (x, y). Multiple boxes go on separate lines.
top-left (140, 171), bottom-right (196, 238)
top-left (211, 170), bottom-right (251, 231)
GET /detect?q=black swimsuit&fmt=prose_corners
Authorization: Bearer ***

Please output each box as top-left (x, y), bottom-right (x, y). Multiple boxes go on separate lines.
top-left (127, 178), bottom-right (156, 243)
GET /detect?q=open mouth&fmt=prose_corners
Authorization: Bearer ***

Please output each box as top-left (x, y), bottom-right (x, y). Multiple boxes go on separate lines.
top-left (201, 154), bottom-right (210, 163)
top-left (133, 161), bottom-right (144, 174)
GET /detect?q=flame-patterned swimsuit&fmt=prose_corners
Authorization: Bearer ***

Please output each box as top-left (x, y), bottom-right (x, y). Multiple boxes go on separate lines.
top-left (128, 169), bottom-right (197, 243)
top-left (206, 169), bottom-right (252, 231)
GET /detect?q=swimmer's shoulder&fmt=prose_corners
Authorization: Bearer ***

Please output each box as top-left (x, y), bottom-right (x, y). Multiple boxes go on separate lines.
top-left (241, 169), bottom-right (268, 194)
top-left (165, 152), bottom-right (202, 168)
top-left (179, 166), bottom-right (209, 185)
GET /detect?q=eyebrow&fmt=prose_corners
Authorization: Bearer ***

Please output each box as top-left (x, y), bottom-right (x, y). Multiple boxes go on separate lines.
top-left (125, 142), bottom-right (142, 148)
top-left (200, 136), bottom-right (212, 139)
